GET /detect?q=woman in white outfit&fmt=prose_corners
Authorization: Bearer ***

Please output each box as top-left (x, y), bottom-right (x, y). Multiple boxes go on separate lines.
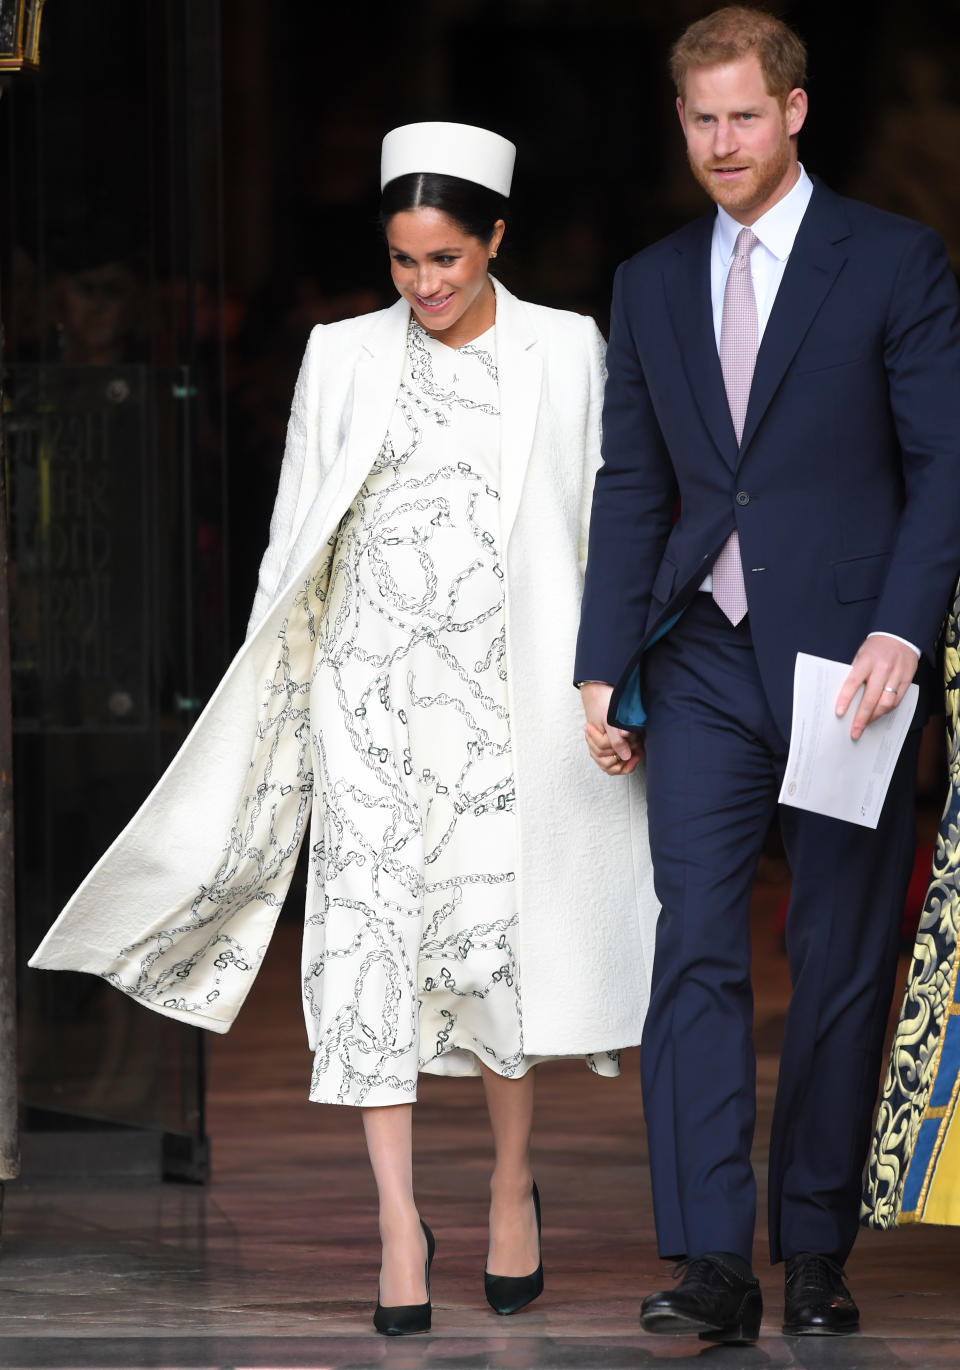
top-left (30, 123), bottom-right (658, 1335)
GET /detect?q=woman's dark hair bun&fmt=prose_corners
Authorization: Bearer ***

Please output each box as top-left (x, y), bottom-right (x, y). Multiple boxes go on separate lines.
top-left (380, 173), bottom-right (507, 244)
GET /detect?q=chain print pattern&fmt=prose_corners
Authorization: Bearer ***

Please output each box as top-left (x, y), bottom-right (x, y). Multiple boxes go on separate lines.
top-left (302, 319), bottom-right (616, 1105)
top-left (102, 547), bottom-right (336, 1016)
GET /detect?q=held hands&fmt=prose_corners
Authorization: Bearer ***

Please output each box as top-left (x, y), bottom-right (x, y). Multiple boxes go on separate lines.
top-left (835, 634), bottom-right (920, 740)
top-left (580, 682), bottom-right (644, 775)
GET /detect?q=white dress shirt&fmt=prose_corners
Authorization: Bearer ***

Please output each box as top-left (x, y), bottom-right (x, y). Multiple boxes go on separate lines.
top-left (710, 164), bottom-right (813, 348)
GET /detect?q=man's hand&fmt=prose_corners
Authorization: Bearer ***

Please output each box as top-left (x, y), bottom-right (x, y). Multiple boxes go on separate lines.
top-left (580, 682), bottom-right (644, 775)
top-left (835, 634), bottom-right (920, 740)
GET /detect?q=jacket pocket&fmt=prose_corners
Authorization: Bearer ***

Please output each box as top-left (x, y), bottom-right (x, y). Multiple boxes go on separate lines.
top-left (794, 349), bottom-right (866, 376)
top-left (651, 558), bottom-right (678, 604)
top-left (833, 552), bottom-right (889, 603)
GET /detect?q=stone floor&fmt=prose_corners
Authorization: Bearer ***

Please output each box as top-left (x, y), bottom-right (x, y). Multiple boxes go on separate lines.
top-left (3, 851), bottom-right (960, 1370)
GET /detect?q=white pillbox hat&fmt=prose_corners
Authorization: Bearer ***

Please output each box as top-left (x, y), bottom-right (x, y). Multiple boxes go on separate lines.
top-left (380, 122), bottom-right (516, 197)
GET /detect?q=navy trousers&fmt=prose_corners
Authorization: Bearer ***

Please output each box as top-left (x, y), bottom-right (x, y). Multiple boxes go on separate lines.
top-left (640, 594), bottom-right (918, 1265)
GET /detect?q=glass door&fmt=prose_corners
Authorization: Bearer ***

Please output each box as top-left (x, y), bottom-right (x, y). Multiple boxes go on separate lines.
top-left (1, 0), bottom-right (227, 1181)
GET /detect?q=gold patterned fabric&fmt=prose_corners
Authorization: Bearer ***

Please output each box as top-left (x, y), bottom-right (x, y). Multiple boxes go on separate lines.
top-left (863, 577), bottom-right (960, 1227)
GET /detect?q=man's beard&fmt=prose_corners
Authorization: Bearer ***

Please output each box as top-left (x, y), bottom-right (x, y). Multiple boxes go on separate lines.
top-left (688, 127), bottom-right (792, 216)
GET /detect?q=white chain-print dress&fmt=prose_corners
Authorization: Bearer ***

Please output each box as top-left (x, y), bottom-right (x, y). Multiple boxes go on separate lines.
top-left (303, 317), bottom-right (618, 1105)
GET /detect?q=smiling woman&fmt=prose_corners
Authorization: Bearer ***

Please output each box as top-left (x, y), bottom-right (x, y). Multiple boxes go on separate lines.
top-left (381, 173), bottom-right (506, 347)
top-left (28, 119), bottom-right (658, 1337)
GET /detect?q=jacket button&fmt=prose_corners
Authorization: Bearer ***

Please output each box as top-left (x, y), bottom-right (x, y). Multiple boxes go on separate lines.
top-left (736, 491), bottom-right (751, 506)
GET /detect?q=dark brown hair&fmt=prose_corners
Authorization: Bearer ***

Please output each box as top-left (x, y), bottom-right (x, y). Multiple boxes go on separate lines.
top-left (380, 173), bottom-right (507, 245)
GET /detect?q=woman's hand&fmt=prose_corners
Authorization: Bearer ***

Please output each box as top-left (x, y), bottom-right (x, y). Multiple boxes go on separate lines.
top-left (580, 682), bottom-right (644, 775)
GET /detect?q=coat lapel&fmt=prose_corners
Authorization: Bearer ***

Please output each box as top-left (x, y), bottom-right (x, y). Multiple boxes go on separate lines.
top-left (663, 214), bottom-right (740, 470)
top-left (492, 279), bottom-right (542, 547)
top-left (338, 297), bottom-right (410, 500)
top-left (283, 299), bottom-right (409, 577)
top-left (739, 184), bottom-right (851, 459)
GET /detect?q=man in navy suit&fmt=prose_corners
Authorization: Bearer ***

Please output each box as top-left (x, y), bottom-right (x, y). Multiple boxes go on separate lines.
top-left (576, 5), bottom-right (960, 1343)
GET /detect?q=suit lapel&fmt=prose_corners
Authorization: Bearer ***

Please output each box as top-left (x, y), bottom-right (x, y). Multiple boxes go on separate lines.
top-left (492, 279), bottom-right (542, 547)
top-left (739, 184), bottom-right (851, 459)
top-left (663, 214), bottom-right (740, 470)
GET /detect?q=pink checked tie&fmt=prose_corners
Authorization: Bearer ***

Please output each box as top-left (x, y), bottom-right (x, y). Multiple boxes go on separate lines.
top-left (712, 226), bottom-right (759, 626)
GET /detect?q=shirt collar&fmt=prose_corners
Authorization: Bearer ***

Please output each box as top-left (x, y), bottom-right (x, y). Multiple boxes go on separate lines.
top-left (715, 164), bottom-right (814, 263)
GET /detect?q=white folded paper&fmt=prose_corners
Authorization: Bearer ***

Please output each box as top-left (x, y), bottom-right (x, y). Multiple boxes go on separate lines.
top-left (778, 653), bottom-right (918, 829)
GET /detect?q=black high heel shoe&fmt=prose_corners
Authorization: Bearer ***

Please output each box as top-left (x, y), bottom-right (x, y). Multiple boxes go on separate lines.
top-left (484, 1182), bottom-right (544, 1315)
top-left (373, 1220), bottom-right (435, 1336)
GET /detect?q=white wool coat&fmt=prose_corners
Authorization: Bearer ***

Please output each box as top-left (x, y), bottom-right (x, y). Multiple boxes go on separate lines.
top-left (29, 279), bottom-right (658, 1057)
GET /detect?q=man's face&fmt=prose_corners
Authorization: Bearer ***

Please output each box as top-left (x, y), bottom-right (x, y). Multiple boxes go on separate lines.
top-left (677, 55), bottom-right (808, 224)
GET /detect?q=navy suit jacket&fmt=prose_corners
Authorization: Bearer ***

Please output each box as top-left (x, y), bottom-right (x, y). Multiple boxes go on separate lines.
top-left (575, 180), bottom-right (960, 739)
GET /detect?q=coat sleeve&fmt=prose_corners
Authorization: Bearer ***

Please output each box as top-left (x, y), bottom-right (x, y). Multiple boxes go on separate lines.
top-left (573, 261), bottom-right (678, 685)
top-left (245, 325), bottom-right (324, 638)
top-left (577, 315), bottom-right (607, 578)
top-left (870, 225), bottom-right (960, 660)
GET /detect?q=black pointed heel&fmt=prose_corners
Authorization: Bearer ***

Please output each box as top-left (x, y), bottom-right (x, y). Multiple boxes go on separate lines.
top-left (373, 1220), bottom-right (435, 1336)
top-left (484, 1182), bottom-right (544, 1316)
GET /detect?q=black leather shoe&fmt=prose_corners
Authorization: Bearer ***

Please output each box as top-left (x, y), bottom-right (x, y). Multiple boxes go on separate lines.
top-left (485, 1182), bottom-right (544, 1315)
top-left (783, 1253), bottom-right (859, 1336)
top-left (640, 1254), bottom-right (762, 1343)
top-left (373, 1220), bottom-right (435, 1336)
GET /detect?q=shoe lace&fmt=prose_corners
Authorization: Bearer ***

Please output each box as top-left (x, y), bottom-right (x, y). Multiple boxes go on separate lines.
top-left (789, 1254), bottom-right (846, 1291)
top-left (671, 1255), bottom-right (729, 1283)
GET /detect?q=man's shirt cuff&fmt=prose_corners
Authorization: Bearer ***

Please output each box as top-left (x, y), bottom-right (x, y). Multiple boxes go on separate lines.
top-left (867, 630), bottom-right (920, 658)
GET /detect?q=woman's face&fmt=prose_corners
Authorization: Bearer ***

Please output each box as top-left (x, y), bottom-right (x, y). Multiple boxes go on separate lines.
top-left (386, 207), bottom-right (504, 346)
